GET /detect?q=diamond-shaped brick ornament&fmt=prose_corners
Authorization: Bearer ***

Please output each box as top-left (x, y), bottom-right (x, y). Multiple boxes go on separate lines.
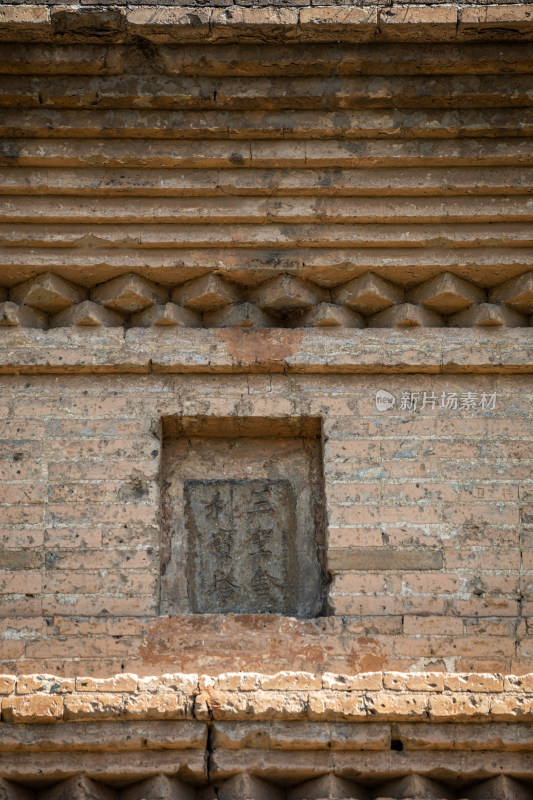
top-left (41, 776), bottom-right (116, 800)
top-left (251, 275), bottom-right (326, 316)
top-left (218, 773), bottom-right (283, 800)
top-left (130, 303), bottom-right (201, 327)
top-left (171, 274), bottom-right (241, 313)
top-left (50, 301), bottom-right (125, 327)
top-left (448, 303), bottom-right (528, 327)
top-left (375, 774), bottom-right (454, 800)
top-left (489, 271), bottom-right (533, 314)
top-left (408, 272), bottom-right (485, 315)
top-left (333, 272), bottom-right (404, 315)
top-left (369, 303), bottom-right (444, 328)
top-left (463, 776), bottom-right (532, 800)
top-left (91, 273), bottom-right (168, 314)
top-left (10, 272), bottom-right (86, 314)
top-left (288, 774), bottom-right (367, 800)
top-left (0, 779), bottom-right (31, 800)
top-left (295, 302), bottom-right (365, 328)
top-left (123, 777), bottom-right (196, 800)
top-left (0, 301), bottom-right (47, 329)
top-left (204, 302), bottom-right (274, 328)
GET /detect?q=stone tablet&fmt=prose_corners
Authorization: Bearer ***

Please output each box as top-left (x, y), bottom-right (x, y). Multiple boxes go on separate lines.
top-left (185, 479), bottom-right (297, 614)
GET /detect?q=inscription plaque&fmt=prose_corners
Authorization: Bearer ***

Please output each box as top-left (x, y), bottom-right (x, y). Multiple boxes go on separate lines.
top-left (185, 479), bottom-right (297, 614)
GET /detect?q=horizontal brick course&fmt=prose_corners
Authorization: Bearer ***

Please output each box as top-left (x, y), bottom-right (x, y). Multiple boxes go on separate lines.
top-left (0, 671), bottom-right (532, 724)
top-left (0, 5), bottom-right (532, 47)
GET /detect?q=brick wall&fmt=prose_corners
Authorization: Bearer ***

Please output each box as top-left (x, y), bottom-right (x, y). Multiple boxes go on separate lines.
top-left (0, 5), bottom-right (532, 687)
top-left (0, 370), bottom-right (530, 676)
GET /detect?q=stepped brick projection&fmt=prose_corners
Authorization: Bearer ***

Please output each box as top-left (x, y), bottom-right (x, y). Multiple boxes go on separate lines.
top-left (1, 9), bottom-right (533, 335)
top-left (1, 671), bottom-right (533, 794)
top-left (1, 2), bottom-right (533, 796)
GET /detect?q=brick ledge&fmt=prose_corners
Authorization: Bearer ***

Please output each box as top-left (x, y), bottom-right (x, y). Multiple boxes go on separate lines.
top-left (0, 328), bottom-right (531, 374)
top-left (1, 5), bottom-right (533, 44)
top-left (2, 671), bottom-right (533, 723)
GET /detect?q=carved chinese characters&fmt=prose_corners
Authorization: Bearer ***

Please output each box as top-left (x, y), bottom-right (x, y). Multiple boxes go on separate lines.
top-left (161, 424), bottom-right (326, 618)
top-left (185, 479), bottom-right (296, 613)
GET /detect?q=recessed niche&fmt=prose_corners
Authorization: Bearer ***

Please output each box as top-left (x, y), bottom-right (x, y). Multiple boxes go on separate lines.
top-left (160, 416), bottom-right (326, 617)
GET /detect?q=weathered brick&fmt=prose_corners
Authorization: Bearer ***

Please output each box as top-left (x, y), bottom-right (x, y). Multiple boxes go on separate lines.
top-left (322, 673), bottom-right (382, 691)
top-left (0, 572), bottom-right (41, 595)
top-left (76, 674), bottom-right (138, 692)
top-left (0, 675), bottom-right (15, 695)
top-left (365, 691), bottom-right (428, 720)
top-left (443, 673), bottom-right (504, 693)
top-left (123, 692), bottom-right (191, 719)
top-left (429, 693), bottom-right (491, 721)
top-left (383, 672), bottom-right (444, 692)
top-left (2, 695), bottom-right (63, 723)
top-left (260, 673), bottom-right (322, 691)
top-left (63, 693), bottom-right (125, 721)
top-left (489, 693), bottom-right (533, 720)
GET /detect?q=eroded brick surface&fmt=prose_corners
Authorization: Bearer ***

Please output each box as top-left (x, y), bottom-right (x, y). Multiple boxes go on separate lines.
top-left (0, 671), bottom-right (532, 724)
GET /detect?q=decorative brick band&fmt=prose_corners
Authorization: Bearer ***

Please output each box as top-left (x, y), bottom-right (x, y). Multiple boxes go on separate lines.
top-left (1, 272), bottom-right (531, 331)
top-left (1, 672), bottom-right (533, 724)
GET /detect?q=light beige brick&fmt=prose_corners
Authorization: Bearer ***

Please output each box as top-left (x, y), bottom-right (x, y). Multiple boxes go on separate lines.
top-left (2, 695), bottom-right (63, 723)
